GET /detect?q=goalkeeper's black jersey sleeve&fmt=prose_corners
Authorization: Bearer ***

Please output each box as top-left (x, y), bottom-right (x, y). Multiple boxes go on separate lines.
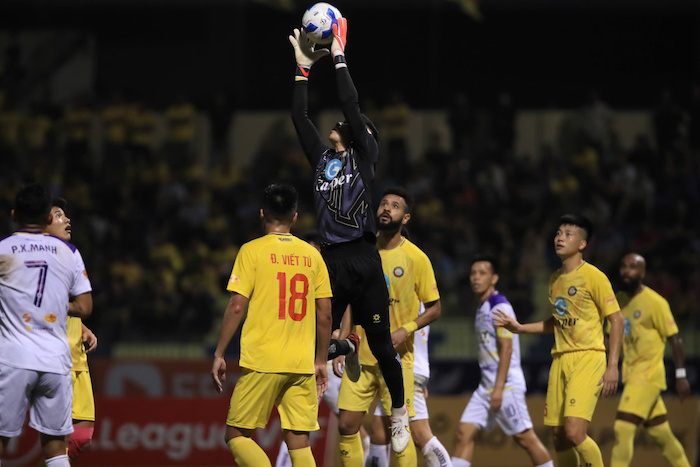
top-left (291, 69), bottom-right (378, 246)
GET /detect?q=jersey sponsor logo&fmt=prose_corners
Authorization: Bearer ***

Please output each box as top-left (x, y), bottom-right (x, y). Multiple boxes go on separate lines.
top-left (633, 310), bottom-right (641, 319)
top-left (393, 266), bottom-right (404, 277)
top-left (568, 286), bottom-right (577, 296)
top-left (44, 313), bottom-right (57, 323)
top-left (554, 297), bottom-right (567, 317)
top-left (324, 158), bottom-right (342, 181)
top-left (623, 317), bottom-right (631, 336)
top-left (316, 173), bottom-right (354, 192)
top-left (22, 313), bottom-right (31, 322)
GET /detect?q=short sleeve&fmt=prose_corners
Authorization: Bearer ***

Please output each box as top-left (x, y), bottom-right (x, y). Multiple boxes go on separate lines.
top-left (227, 245), bottom-right (255, 298)
top-left (493, 303), bottom-right (515, 339)
top-left (70, 248), bottom-right (92, 297)
top-left (651, 296), bottom-right (679, 338)
top-left (415, 250), bottom-right (440, 304)
top-left (590, 270), bottom-right (620, 317)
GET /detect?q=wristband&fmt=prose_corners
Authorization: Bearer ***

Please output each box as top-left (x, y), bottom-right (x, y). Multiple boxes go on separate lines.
top-left (333, 54), bottom-right (347, 69)
top-left (295, 65), bottom-right (310, 81)
top-left (402, 321), bottom-right (418, 334)
top-left (676, 368), bottom-right (686, 379)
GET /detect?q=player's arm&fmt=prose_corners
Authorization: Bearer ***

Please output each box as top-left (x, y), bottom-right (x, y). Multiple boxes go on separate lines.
top-left (599, 310), bottom-right (623, 397)
top-left (331, 19), bottom-right (378, 161)
top-left (315, 297), bottom-right (332, 398)
top-left (491, 333), bottom-right (513, 412)
top-left (68, 292), bottom-right (92, 319)
top-left (289, 28), bottom-right (329, 167)
top-left (669, 333), bottom-right (690, 400)
top-left (493, 310), bottom-right (555, 334)
top-left (211, 292), bottom-right (248, 393)
top-left (393, 299), bottom-right (440, 347)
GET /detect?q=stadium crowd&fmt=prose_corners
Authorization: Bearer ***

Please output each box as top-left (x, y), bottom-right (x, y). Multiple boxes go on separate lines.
top-left (0, 83), bottom-right (698, 356)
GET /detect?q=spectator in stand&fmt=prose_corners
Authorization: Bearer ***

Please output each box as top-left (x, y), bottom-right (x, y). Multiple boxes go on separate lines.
top-left (62, 96), bottom-right (93, 183)
top-left (101, 91), bottom-right (130, 177)
top-left (164, 92), bottom-right (196, 174)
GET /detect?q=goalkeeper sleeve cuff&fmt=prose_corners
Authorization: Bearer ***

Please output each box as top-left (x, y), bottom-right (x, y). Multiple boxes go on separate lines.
top-left (295, 64), bottom-right (311, 81)
top-left (333, 54), bottom-right (347, 69)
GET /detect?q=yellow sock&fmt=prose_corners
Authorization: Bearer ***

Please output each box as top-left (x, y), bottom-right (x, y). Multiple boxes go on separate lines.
top-left (574, 436), bottom-right (604, 467)
top-left (393, 439), bottom-right (417, 466)
top-left (289, 446), bottom-right (316, 466)
top-left (647, 422), bottom-right (690, 467)
top-left (226, 436), bottom-right (272, 467)
top-left (339, 432), bottom-right (364, 467)
top-left (555, 447), bottom-right (580, 467)
top-left (611, 420), bottom-right (637, 467)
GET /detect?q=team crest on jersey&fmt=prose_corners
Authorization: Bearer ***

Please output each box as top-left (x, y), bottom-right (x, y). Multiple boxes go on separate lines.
top-left (554, 297), bottom-right (567, 317)
top-left (324, 158), bottom-right (342, 180)
top-left (393, 267), bottom-right (404, 277)
top-left (568, 286), bottom-right (577, 296)
top-left (22, 313), bottom-right (31, 323)
top-left (44, 314), bottom-right (57, 323)
top-left (634, 310), bottom-right (641, 319)
top-left (623, 317), bottom-right (631, 336)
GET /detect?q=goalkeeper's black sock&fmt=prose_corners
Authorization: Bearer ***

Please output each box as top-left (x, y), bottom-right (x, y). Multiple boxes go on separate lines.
top-left (327, 338), bottom-right (352, 360)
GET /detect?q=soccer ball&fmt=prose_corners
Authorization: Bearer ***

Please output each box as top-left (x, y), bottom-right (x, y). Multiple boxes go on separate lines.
top-left (302, 3), bottom-right (342, 45)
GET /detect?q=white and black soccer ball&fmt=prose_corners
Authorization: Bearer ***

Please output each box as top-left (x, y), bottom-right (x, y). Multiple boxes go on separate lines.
top-left (301, 2), bottom-right (342, 45)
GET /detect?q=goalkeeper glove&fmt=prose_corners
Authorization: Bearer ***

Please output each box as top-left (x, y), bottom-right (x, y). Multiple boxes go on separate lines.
top-left (331, 18), bottom-right (348, 69)
top-left (289, 28), bottom-right (329, 68)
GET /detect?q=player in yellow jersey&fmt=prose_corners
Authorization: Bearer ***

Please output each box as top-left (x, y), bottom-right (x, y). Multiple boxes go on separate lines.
top-left (494, 214), bottom-right (624, 467)
top-left (211, 183), bottom-right (332, 467)
top-left (44, 198), bottom-right (98, 461)
top-left (609, 253), bottom-right (691, 467)
top-left (336, 186), bottom-right (442, 467)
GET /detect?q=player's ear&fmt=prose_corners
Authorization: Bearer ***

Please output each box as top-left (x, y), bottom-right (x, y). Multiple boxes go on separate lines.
top-left (491, 273), bottom-right (499, 286)
top-left (259, 209), bottom-right (264, 221)
top-left (402, 213), bottom-right (411, 225)
top-left (10, 209), bottom-right (15, 223)
top-left (579, 239), bottom-right (587, 252)
top-left (46, 212), bottom-right (53, 226)
top-left (291, 212), bottom-right (298, 225)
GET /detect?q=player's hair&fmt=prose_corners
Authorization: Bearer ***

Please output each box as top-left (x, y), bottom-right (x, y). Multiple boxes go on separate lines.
top-left (382, 186), bottom-right (414, 213)
top-left (471, 253), bottom-right (499, 275)
top-left (52, 197), bottom-right (67, 210)
top-left (14, 183), bottom-right (52, 227)
top-left (262, 183), bottom-right (298, 223)
top-left (559, 214), bottom-right (594, 241)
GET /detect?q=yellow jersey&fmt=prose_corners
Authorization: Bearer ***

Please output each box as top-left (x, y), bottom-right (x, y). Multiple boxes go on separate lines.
top-left (67, 316), bottom-right (89, 371)
top-left (549, 261), bottom-right (619, 355)
top-left (359, 238), bottom-right (439, 368)
top-left (617, 287), bottom-right (678, 390)
top-left (227, 233), bottom-right (332, 374)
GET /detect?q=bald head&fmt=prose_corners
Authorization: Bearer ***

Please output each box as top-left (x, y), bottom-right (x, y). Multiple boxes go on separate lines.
top-left (620, 252), bottom-right (646, 293)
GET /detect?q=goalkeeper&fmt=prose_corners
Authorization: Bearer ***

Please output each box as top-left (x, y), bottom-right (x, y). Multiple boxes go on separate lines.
top-left (289, 19), bottom-right (411, 455)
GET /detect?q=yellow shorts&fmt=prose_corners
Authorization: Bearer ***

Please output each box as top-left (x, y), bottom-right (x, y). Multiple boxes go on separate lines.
top-left (227, 369), bottom-right (319, 432)
top-left (71, 370), bottom-right (95, 422)
top-left (617, 383), bottom-right (667, 420)
top-left (337, 365), bottom-right (415, 418)
top-left (544, 351), bottom-right (606, 426)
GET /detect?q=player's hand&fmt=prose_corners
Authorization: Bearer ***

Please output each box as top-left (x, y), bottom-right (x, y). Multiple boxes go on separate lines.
top-left (315, 360), bottom-right (328, 398)
top-left (424, 387), bottom-right (429, 399)
top-left (676, 377), bottom-right (691, 402)
top-left (331, 17), bottom-right (347, 56)
top-left (490, 389), bottom-right (503, 412)
top-left (332, 355), bottom-right (345, 378)
top-left (211, 356), bottom-right (227, 394)
top-left (289, 28), bottom-right (329, 67)
top-left (82, 327), bottom-right (97, 353)
top-left (492, 310), bottom-right (521, 333)
top-left (391, 328), bottom-right (408, 348)
top-left (598, 365), bottom-right (618, 397)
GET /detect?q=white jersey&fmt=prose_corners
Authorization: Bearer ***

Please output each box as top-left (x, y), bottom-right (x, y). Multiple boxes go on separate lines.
top-left (475, 291), bottom-right (526, 395)
top-left (413, 303), bottom-right (430, 379)
top-left (0, 231), bottom-right (92, 374)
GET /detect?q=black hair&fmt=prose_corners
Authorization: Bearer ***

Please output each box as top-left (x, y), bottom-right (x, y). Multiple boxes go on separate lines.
top-left (471, 253), bottom-right (499, 275)
top-left (14, 183), bottom-right (52, 227)
top-left (559, 214), bottom-right (594, 241)
top-left (262, 183), bottom-right (298, 223)
top-left (52, 197), bottom-right (67, 210)
top-left (382, 186), bottom-right (414, 213)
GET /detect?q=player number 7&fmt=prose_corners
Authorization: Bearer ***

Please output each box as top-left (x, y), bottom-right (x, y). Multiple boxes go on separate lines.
top-left (25, 260), bottom-right (48, 307)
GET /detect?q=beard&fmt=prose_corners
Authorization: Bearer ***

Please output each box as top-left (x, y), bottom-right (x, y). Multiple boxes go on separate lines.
top-left (619, 277), bottom-right (641, 293)
top-left (377, 217), bottom-right (402, 231)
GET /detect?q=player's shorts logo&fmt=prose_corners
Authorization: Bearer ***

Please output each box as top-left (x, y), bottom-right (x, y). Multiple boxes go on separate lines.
top-left (393, 267), bottom-right (404, 277)
top-left (373, 314), bottom-right (381, 323)
top-left (568, 286), bottom-right (577, 296)
top-left (623, 317), bottom-right (631, 336)
top-left (633, 310), bottom-right (641, 319)
top-left (44, 314), bottom-right (57, 323)
top-left (554, 297), bottom-right (567, 317)
top-left (324, 159), bottom-right (342, 180)
top-left (22, 313), bottom-right (31, 322)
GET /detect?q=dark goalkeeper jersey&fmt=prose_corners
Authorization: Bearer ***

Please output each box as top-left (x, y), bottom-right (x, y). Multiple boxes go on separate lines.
top-left (292, 67), bottom-right (378, 246)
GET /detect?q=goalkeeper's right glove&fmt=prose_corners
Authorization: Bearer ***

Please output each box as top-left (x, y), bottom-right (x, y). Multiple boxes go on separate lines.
top-left (289, 28), bottom-right (329, 74)
top-left (331, 18), bottom-right (348, 69)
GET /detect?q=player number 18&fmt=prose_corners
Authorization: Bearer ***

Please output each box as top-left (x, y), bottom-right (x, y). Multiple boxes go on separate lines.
top-left (277, 272), bottom-right (309, 321)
